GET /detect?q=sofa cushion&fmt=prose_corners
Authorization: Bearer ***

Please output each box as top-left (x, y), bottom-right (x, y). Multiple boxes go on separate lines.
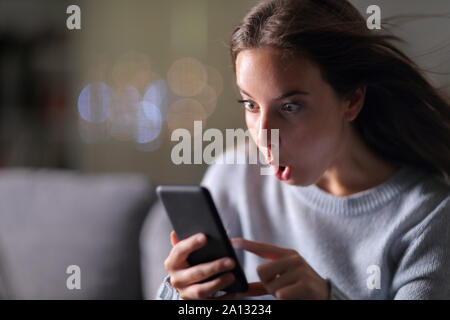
top-left (0, 168), bottom-right (153, 299)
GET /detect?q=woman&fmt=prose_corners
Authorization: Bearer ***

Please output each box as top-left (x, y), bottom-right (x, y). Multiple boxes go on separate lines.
top-left (158, 0), bottom-right (450, 299)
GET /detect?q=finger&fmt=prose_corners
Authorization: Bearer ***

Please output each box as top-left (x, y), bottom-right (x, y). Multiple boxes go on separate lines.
top-left (172, 257), bottom-right (235, 287)
top-left (170, 231), bottom-right (179, 246)
top-left (181, 272), bottom-right (236, 299)
top-left (257, 255), bottom-right (302, 282)
top-left (165, 233), bottom-right (207, 270)
top-left (237, 282), bottom-right (269, 297)
top-left (264, 269), bottom-right (299, 295)
top-left (273, 282), bottom-right (303, 300)
top-left (231, 238), bottom-right (294, 260)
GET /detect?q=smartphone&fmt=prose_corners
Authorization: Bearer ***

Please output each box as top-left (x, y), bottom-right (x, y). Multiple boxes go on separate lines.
top-left (156, 185), bottom-right (248, 293)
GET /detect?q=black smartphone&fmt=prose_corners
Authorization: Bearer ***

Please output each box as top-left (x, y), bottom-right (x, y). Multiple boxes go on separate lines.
top-left (156, 185), bottom-right (248, 293)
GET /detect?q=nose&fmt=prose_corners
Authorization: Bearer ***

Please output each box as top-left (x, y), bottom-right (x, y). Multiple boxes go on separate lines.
top-left (257, 110), bottom-right (272, 148)
top-left (257, 110), bottom-right (279, 163)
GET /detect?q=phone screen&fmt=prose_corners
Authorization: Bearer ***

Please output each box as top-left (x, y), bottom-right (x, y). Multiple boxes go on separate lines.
top-left (156, 185), bottom-right (248, 293)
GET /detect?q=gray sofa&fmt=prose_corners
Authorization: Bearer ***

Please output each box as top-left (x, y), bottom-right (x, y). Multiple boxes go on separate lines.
top-left (0, 167), bottom-right (172, 299)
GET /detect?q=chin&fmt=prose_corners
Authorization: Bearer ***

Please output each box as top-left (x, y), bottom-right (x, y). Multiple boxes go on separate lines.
top-left (281, 177), bottom-right (302, 186)
top-left (282, 173), bottom-right (316, 187)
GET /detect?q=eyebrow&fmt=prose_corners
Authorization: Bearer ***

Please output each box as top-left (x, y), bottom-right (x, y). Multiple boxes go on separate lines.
top-left (237, 86), bottom-right (309, 100)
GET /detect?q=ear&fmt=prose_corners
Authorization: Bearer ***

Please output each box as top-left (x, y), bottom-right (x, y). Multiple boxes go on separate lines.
top-left (342, 85), bottom-right (366, 122)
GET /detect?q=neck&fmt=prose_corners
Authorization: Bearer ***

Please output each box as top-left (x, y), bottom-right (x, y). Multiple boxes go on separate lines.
top-left (315, 127), bottom-right (400, 197)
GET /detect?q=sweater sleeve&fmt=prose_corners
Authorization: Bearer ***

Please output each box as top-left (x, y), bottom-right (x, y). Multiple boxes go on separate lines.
top-left (391, 196), bottom-right (450, 299)
top-left (156, 275), bottom-right (182, 300)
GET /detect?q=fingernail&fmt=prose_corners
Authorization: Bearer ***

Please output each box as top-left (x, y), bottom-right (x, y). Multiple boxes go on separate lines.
top-left (224, 259), bottom-right (234, 268)
top-left (197, 234), bottom-right (205, 243)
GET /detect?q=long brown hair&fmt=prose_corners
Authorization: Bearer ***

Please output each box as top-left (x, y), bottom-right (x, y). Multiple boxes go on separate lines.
top-left (230, 0), bottom-right (450, 184)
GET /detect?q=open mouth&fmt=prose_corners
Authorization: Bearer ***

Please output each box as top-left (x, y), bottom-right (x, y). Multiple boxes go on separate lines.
top-left (273, 165), bottom-right (291, 181)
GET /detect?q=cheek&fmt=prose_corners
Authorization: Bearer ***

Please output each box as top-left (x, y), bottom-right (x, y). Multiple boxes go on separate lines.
top-left (305, 131), bottom-right (340, 161)
top-left (286, 126), bottom-right (342, 185)
top-left (288, 111), bottom-right (344, 166)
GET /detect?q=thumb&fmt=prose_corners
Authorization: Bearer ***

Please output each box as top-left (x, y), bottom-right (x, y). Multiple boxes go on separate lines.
top-left (170, 231), bottom-right (179, 246)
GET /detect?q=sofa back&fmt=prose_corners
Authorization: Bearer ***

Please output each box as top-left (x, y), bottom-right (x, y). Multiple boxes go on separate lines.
top-left (0, 168), bottom-right (153, 299)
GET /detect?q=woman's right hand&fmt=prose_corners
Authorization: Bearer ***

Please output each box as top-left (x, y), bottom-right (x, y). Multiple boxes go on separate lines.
top-left (164, 231), bottom-right (237, 299)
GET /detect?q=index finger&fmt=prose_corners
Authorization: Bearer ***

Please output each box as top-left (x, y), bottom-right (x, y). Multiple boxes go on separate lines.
top-left (238, 282), bottom-right (268, 297)
top-left (231, 238), bottom-right (294, 260)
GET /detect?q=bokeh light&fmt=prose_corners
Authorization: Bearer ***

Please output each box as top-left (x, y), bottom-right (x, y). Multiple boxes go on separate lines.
top-left (110, 51), bottom-right (153, 93)
top-left (77, 82), bottom-right (111, 123)
top-left (108, 85), bottom-right (140, 141)
top-left (136, 100), bottom-right (162, 144)
top-left (193, 84), bottom-right (217, 118)
top-left (77, 52), bottom-right (167, 152)
top-left (77, 54), bottom-right (225, 155)
top-left (167, 57), bottom-right (207, 97)
top-left (143, 79), bottom-right (169, 121)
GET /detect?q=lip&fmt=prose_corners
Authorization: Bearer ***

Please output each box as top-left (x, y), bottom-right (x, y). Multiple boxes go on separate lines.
top-left (271, 164), bottom-right (291, 181)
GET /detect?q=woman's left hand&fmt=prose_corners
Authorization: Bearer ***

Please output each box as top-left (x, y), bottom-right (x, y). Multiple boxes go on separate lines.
top-left (232, 238), bottom-right (330, 300)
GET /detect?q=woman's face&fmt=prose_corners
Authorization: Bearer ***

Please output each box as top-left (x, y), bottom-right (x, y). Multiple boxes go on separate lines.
top-left (235, 47), bottom-right (355, 186)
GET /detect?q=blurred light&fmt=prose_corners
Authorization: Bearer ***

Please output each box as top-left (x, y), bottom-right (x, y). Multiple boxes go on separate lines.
top-left (193, 84), bottom-right (217, 118)
top-left (168, 98), bottom-right (207, 136)
top-left (136, 101), bottom-right (162, 144)
top-left (110, 51), bottom-right (152, 93)
top-left (77, 82), bottom-right (111, 123)
top-left (206, 65), bottom-right (224, 97)
top-left (143, 79), bottom-right (169, 121)
top-left (167, 57), bottom-right (207, 97)
top-left (109, 86), bottom-right (140, 141)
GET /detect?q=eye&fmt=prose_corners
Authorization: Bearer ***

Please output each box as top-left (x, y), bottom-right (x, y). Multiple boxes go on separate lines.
top-left (281, 103), bottom-right (302, 113)
top-left (237, 99), bottom-right (259, 113)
